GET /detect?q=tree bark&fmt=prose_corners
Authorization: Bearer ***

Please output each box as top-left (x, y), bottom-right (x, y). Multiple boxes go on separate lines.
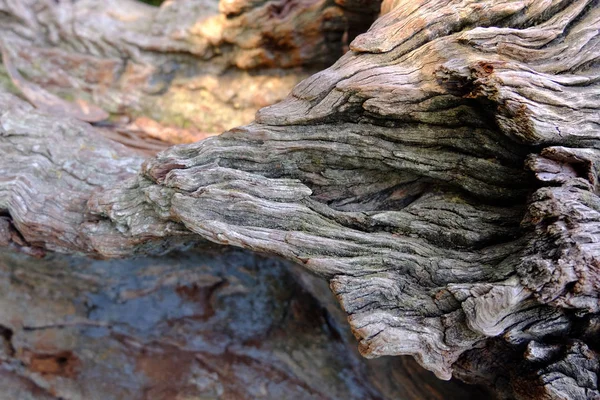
top-left (1, 0), bottom-right (600, 399)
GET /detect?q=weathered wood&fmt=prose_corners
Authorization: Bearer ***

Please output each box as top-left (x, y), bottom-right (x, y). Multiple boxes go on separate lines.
top-left (1, 0), bottom-right (599, 398)
top-left (0, 0), bottom-right (380, 134)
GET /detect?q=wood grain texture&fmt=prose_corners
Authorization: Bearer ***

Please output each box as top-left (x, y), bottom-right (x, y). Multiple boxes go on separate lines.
top-left (1, 0), bottom-right (599, 398)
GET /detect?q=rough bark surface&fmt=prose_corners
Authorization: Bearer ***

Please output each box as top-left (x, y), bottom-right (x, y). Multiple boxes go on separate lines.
top-left (1, 0), bottom-right (600, 399)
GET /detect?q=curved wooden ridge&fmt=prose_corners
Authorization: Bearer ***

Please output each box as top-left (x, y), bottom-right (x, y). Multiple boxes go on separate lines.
top-left (1, 0), bottom-right (599, 398)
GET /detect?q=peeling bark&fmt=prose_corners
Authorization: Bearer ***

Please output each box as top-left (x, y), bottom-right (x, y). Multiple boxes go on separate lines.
top-left (1, 0), bottom-right (600, 398)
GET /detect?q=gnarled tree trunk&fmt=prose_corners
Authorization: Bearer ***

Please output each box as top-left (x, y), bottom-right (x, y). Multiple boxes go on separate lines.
top-left (1, 0), bottom-right (599, 399)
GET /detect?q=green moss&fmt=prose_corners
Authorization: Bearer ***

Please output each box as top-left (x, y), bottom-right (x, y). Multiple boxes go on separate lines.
top-left (0, 64), bottom-right (21, 95)
top-left (58, 91), bottom-right (76, 102)
top-left (138, 0), bottom-right (165, 6)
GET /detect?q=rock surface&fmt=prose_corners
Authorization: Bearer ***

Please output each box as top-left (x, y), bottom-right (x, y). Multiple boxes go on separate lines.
top-left (0, 0), bottom-right (599, 398)
top-left (0, 248), bottom-right (485, 399)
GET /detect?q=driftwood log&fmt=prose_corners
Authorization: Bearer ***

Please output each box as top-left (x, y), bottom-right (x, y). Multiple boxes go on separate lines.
top-left (1, 0), bottom-right (600, 399)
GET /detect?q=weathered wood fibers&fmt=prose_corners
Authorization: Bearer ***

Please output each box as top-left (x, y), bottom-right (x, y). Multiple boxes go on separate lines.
top-left (1, 0), bottom-right (600, 398)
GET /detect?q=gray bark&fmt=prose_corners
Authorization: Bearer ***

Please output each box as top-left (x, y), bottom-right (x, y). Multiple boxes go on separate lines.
top-left (1, 0), bottom-right (599, 398)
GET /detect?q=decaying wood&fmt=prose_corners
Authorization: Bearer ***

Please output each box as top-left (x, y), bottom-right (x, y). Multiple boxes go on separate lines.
top-left (1, 0), bottom-right (600, 398)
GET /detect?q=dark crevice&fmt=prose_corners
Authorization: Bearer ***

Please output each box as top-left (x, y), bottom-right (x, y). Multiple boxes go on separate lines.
top-left (326, 181), bottom-right (428, 213)
top-left (0, 325), bottom-right (15, 357)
